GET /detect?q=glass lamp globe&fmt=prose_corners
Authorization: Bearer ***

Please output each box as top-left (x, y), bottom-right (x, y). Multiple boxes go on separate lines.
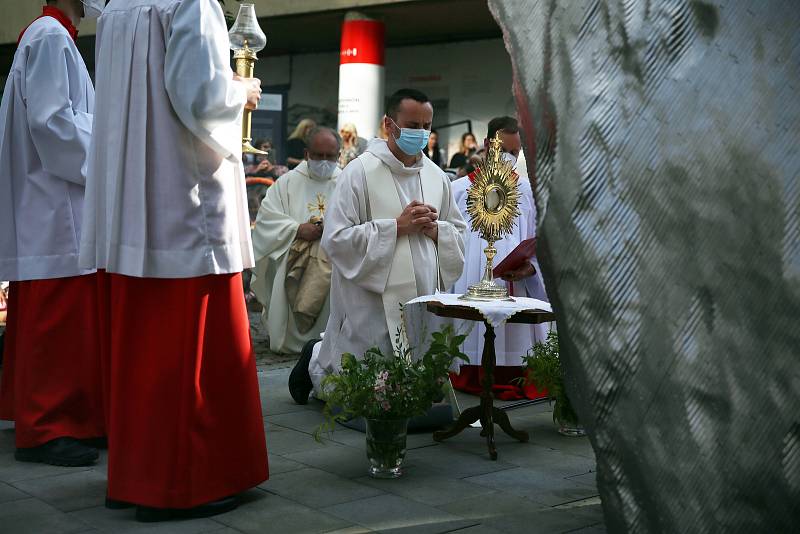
top-left (229, 3), bottom-right (266, 52)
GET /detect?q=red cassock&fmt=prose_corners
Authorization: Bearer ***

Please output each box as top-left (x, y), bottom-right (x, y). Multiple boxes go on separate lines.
top-left (0, 275), bottom-right (105, 447)
top-left (450, 367), bottom-right (549, 401)
top-left (100, 272), bottom-right (268, 509)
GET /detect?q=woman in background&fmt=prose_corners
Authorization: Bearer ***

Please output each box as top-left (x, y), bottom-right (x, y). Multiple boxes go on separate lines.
top-left (449, 131), bottom-right (478, 169)
top-left (286, 118), bottom-right (316, 169)
top-left (338, 123), bottom-right (362, 169)
top-left (424, 129), bottom-right (444, 168)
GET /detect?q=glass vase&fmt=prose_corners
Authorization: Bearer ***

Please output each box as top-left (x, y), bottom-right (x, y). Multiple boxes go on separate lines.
top-left (554, 399), bottom-right (586, 437)
top-left (365, 418), bottom-right (409, 478)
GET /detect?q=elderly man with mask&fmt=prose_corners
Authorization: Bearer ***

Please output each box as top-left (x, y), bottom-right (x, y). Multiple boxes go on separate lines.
top-left (252, 127), bottom-right (342, 355)
top-left (450, 116), bottom-right (551, 400)
top-left (289, 88), bottom-right (467, 404)
top-left (0, 0), bottom-right (106, 467)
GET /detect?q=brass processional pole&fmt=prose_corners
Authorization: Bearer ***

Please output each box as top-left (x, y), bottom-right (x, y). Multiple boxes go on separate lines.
top-left (229, 3), bottom-right (268, 155)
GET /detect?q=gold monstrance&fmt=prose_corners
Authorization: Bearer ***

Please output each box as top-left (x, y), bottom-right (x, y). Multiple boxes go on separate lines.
top-left (460, 133), bottom-right (521, 301)
top-left (229, 3), bottom-right (267, 155)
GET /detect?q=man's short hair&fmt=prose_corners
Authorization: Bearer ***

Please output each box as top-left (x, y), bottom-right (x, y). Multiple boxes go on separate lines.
top-left (385, 89), bottom-right (430, 120)
top-left (305, 126), bottom-right (341, 151)
top-left (487, 116), bottom-right (519, 141)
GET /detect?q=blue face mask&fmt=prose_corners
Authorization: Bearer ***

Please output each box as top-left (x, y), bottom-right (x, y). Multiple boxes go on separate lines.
top-left (389, 118), bottom-right (430, 156)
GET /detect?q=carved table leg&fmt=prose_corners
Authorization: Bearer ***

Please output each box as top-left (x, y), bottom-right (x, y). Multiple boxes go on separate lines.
top-left (432, 321), bottom-right (528, 460)
top-left (481, 323), bottom-right (497, 459)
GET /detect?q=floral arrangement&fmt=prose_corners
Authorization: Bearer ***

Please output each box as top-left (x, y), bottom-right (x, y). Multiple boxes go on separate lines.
top-left (521, 330), bottom-right (581, 428)
top-left (315, 325), bottom-right (467, 438)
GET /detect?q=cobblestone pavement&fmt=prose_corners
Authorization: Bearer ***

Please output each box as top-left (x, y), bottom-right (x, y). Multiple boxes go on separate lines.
top-left (0, 311), bottom-right (605, 533)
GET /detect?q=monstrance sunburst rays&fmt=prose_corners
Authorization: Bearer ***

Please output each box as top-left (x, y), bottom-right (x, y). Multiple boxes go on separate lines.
top-left (460, 133), bottom-right (521, 301)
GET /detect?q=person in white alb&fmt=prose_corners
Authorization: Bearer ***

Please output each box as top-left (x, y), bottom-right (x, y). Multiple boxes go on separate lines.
top-left (288, 88), bottom-right (468, 404)
top-left (80, 0), bottom-right (268, 522)
top-left (0, 0), bottom-right (107, 468)
top-left (451, 116), bottom-right (551, 400)
top-left (251, 127), bottom-right (342, 355)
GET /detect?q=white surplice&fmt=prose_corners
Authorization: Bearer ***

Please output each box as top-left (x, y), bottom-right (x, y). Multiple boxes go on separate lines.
top-left (309, 139), bottom-right (467, 391)
top-left (451, 174), bottom-right (550, 366)
top-left (80, 0), bottom-right (253, 278)
top-left (0, 17), bottom-right (94, 281)
top-left (251, 161), bottom-right (340, 354)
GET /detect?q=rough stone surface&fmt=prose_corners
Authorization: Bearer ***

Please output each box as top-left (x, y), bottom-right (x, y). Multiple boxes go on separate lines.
top-left (488, 1), bottom-right (800, 531)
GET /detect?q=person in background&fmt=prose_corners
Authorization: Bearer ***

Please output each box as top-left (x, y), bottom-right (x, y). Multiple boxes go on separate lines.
top-left (424, 129), bottom-right (444, 168)
top-left (286, 118), bottom-right (316, 169)
top-left (338, 123), bottom-right (366, 169)
top-left (0, 0), bottom-right (106, 467)
top-left (252, 127), bottom-right (342, 355)
top-left (450, 116), bottom-right (550, 401)
top-left (449, 131), bottom-right (478, 169)
top-left (376, 119), bottom-right (389, 141)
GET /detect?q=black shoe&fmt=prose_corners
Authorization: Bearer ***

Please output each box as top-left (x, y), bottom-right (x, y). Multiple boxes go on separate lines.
top-left (105, 497), bottom-right (135, 510)
top-left (135, 496), bottom-right (239, 522)
top-left (81, 437), bottom-right (108, 449)
top-left (288, 339), bottom-right (319, 405)
top-left (15, 437), bottom-right (99, 467)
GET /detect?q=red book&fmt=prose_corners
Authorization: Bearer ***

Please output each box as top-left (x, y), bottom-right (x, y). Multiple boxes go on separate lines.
top-left (493, 238), bottom-right (537, 278)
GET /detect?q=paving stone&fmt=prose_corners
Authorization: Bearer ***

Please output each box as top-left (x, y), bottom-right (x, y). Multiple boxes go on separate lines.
top-left (565, 472), bottom-right (597, 488)
top-left (485, 444), bottom-right (596, 478)
top-left (437, 490), bottom-right (547, 521)
top-left (0, 452), bottom-right (93, 483)
top-left (464, 467), bottom-right (599, 507)
top-left (265, 454), bottom-right (306, 476)
top-left (322, 494), bottom-right (479, 534)
top-left (323, 528), bottom-right (374, 534)
top-left (284, 442), bottom-right (374, 479)
top-left (0, 497), bottom-right (90, 534)
top-left (267, 410), bottom-right (330, 435)
top-left (0, 480), bottom-right (29, 504)
top-left (263, 422), bottom-right (330, 456)
top-left (260, 467), bottom-right (384, 508)
top-left (442, 525), bottom-right (503, 534)
top-left (356, 469), bottom-right (495, 507)
top-left (214, 491), bottom-right (352, 534)
top-left (12, 468), bottom-right (107, 512)
top-left (408, 443), bottom-right (518, 478)
top-left (69, 505), bottom-right (226, 533)
top-left (481, 505), bottom-right (604, 534)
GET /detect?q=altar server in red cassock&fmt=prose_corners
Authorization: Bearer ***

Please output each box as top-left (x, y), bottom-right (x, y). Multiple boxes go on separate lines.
top-left (0, 0), bottom-right (107, 467)
top-left (79, 0), bottom-right (268, 522)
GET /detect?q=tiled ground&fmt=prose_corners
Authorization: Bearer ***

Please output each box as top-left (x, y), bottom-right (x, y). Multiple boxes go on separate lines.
top-left (0, 360), bottom-right (604, 534)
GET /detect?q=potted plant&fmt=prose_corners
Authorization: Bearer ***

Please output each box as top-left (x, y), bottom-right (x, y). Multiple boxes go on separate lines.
top-left (316, 325), bottom-right (466, 478)
top-left (521, 330), bottom-right (586, 437)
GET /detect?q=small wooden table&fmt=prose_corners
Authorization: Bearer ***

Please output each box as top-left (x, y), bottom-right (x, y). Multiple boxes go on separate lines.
top-left (426, 301), bottom-right (556, 460)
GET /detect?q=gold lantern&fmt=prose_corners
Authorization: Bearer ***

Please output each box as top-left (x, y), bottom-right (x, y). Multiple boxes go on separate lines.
top-left (460, 133), bottom-right (521, 301)
top-left (229, 3), bottom-right (267, 155)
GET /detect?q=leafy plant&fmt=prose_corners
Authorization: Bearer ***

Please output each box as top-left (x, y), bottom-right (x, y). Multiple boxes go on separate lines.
top-left (521, 330), bottom-right (579, 426)
top-left (315, 325), bottom-right (467, 440)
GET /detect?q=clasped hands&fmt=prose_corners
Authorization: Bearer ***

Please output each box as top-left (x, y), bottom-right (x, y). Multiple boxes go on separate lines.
top-left (296, 221), bottom-right (323, 241)
top-left (397, 200), bottom-right (438, 242)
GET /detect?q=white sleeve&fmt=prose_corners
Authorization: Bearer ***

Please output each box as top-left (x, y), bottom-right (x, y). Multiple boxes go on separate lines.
top-left (164, 0), bottom-right (247, 161)
top-left (25, 34), bottom-right (92, 186)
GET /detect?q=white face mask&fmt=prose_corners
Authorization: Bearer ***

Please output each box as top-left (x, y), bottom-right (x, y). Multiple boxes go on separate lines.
top-left (81, 0), bottom-right (105, 19)
top-left (308, 159), bottom-right (337, 180)
top-left (501, 152), bottom-right (518, 168)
